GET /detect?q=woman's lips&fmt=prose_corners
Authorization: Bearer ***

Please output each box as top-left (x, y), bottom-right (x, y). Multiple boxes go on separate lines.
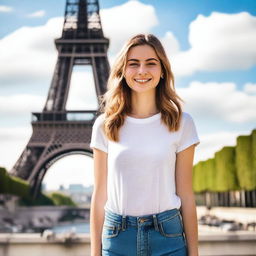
top-left (134, 78), bottom-right (152, 84)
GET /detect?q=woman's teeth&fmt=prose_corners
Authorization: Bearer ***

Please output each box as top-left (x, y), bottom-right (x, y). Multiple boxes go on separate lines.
top-left (134, 79), bottom-right (151, 83)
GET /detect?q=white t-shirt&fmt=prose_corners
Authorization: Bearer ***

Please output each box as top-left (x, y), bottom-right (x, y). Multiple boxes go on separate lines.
top-left (90, 112), bottom-right (200, 216)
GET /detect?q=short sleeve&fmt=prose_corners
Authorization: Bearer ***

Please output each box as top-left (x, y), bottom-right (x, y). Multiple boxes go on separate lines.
top-left (176, 113), bottom-right (200, 153)
top-left (90, 114), bottom-right (108, 153)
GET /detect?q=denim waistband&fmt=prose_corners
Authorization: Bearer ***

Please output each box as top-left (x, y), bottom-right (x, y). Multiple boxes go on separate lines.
top-left (104, 208), bottom-right (181, 231)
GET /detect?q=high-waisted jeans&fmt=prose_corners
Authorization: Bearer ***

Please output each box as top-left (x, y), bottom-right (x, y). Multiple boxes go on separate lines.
top-left (101, 208), bottom-right (188, 256)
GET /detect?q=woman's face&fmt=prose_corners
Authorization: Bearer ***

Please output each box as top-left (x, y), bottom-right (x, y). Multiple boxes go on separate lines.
top-left (124, 44), bottom-right (162, 94)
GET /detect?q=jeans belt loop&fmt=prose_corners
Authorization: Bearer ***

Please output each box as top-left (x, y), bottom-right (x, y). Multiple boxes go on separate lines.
top-left (121, 215), bottom-right (126, 231)
top-left (153, 214), bottom-right (159, 232)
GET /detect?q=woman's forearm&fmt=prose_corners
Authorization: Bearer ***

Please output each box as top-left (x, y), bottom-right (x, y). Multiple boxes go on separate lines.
top-left (90, 191), bottom-right (106, 256)
top-left (180, 194), bottom-right (199, 256)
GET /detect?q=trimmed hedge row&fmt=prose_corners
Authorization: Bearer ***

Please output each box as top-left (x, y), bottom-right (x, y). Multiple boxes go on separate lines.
top-left (0, 167), bottom-right (76, 206)
top-left (193, 129), bottom-right (256, 192)
top-left (49, 192), bottom-right (76, 206)
top-left (0, 167), bottom-right (31, 199)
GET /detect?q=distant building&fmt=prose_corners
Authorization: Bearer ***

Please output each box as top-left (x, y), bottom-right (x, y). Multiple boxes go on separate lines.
top-left (67, 184), bottom-right (93, 206)
top-left (45, 184), bottom-right (93, 207)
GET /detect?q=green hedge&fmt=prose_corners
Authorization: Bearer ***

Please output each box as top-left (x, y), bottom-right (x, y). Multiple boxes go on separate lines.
top-left (236, 134), bottom-right (255, 190)
top-left (47, 192), bottom-right (76, 206)
top-left (192, 161), bottom-right (199, 192)
top-left (215, 146), bottom-right (238, 192)
top-left (193, 161), bottom-right (206, 193)
top-left (204, 158), bottom-right (216, 191)
top-left (19, 193), bottom-right (54, 206)
top-left (8, 175), bottom-right (31, 199)
top-left (193, 129), bottom-right (255, 192)
top-left (0, 167), bottom-right (8, 193)
top-left (252, 129), bottom-right (256, 188)
top-left (0, 167), bottom-right (54, 205)
top-left (0, 167), bottom-right (32, 200)
top-left (0, 167), bottom-right (76, 206)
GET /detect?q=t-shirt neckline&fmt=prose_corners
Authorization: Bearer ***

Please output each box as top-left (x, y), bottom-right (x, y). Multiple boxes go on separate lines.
top-left (125, 112), bottom-right (161, 124)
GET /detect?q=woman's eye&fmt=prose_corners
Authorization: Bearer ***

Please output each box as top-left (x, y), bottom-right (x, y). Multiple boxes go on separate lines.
top-left (129, 63), bottom-right (156, 66)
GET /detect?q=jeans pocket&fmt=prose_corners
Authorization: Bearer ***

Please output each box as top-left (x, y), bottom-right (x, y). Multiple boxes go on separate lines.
top-left (159, 213), bottom-right (183, 237)
top-left (102, 221), bottom-right (121, 239)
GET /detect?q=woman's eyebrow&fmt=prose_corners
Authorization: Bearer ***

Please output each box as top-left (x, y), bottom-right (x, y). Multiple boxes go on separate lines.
top-left (127, 58), bottom-right (159, 62)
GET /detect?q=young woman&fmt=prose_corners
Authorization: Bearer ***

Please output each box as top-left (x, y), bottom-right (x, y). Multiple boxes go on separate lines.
top-left (90, 34), bottom-right (200, 256)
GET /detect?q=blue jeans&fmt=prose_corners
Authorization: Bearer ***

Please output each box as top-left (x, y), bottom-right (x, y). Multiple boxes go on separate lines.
top-left (102, 208), bottom-right (187, 256)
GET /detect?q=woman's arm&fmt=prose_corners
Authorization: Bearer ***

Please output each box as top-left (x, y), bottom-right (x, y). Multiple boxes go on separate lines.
top-left (90, 148), bottom-right (108, 256)
top-left (175, 145), bottom-right (199, 256)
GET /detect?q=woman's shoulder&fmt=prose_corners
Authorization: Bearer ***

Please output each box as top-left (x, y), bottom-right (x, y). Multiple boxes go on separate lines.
top-left (94, 113), bottom-right (106, 122)
top-left (181, 111), bottom-right (193, 120)
top-left (179, 111), bottom-right (196, 127)
top-left (92, 113), bottom-right (106, 127)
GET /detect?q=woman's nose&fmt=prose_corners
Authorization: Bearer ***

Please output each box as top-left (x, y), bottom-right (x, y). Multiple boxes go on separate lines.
top-left (138, 64), bottom-right (147, 75)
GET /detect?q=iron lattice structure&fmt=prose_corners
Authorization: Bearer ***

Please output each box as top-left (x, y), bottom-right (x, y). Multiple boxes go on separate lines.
top-left (11, 0), bottom-right (110, 196)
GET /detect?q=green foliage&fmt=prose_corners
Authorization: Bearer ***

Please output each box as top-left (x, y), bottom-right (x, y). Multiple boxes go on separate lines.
top-left (236, 134), bottom-right (255, 190)
top-left (252, 129), bottom-right (256, 186)
top-left (193, 129), bottom-right (255, 192)
top-left (8, 175), bottom-right (31, 199)
top-left (204, 158), bottom-right (216, 191)
top-left (19, 193), bottom-right (54, 206)
top-left (215, 146), bottom-right (239, 191)
top-left (47, 192), bottom-right (76, 206)
top-left (192, 163), bottom-right (199, 192)
top-left (193, 161), bottom-right (207, 193)
top-left (0, 167), bottom-right (8, 193)
top-left (0, 168), bottom-right (75, 206)
top-left (0, 168), bottom-right (31, 199)
top-left (200, 161), bottom-right (208, 192)
top-left (0, 167), bottom-right (54, 206)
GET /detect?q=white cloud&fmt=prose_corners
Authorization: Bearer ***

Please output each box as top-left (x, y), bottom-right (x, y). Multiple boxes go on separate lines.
top-left (177, 81), bottom-right (256, 123)
top-left (161, 31), bottom-right (180, 57)
top-left (0, 83), bottom-right (98, 116)
top-left (1, 5), bottom-right (255, 89)
top-left (0, 5), bottom-right (13, 12)
top-left (0, 126), bottom-right (32, 170)
top-left (43, 155), bottom-right (94, 190)
top-left (163, 12), bottom-right (256, 76)
top-left (195, 130), bottom-right (251, 164)
top-left (66, 67), bottom-right (99, 110)
top-left (0, 1), bottom-right (158, 87)
top-left (100, 0), bottom-right (158, 55)
top-left (27, 10), bottom-right (45, 18)
top-left (244, 83), bottom-right (256, 94)
top-left (0, 17), bottom-right (63, 86)
top-left (0, 94), bottom-right (45, 115)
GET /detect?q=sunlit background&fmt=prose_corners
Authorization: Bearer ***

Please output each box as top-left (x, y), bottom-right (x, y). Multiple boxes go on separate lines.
top-left (0, 0), bottom-right (255, 192)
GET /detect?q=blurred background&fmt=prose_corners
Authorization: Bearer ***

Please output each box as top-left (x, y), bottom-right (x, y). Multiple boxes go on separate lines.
top-left (0, 0), bottom-right (255, 255)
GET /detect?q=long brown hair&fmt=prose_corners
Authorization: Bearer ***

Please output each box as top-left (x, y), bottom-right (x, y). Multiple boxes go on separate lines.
top-left (99, 33), bottom-right (184, 142)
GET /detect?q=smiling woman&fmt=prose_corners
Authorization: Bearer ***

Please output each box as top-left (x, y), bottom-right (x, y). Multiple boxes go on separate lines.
top-left (89, 34), bottom-right (200, 256)
top-left (124, 45), bottom-right (162, 96)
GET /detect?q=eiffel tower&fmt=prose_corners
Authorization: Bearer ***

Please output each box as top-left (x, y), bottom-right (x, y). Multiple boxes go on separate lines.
top-left (10, 0), bottom-right (110, 196)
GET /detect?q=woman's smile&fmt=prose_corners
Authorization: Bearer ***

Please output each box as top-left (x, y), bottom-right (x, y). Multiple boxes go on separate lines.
top-left (124, 44), bottom-right (162, 93)
top-left (134, 78), bottom-right (152, 84)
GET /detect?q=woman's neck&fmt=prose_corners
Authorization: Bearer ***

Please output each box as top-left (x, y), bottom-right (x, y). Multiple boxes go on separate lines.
top-left (129, 91), bottom-right (159, 118)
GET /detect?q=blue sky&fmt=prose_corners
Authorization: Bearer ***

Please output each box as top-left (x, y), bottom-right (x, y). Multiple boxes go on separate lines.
top-left (0, 0), bottom-right (255, 189)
